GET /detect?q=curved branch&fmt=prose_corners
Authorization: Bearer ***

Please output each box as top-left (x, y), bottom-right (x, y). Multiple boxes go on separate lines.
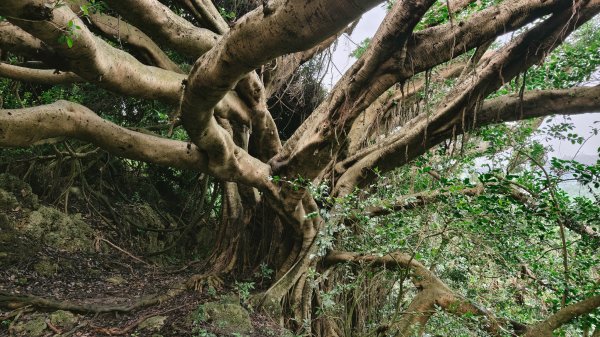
top-left (363, 185), bottom-right (484, 217)
top-left (0, 101), bottom-right (207, 171)
top-left (0, 101), bottom-right (288, 218)
top-left (181, 0), bottom-right (383, 138)
top-left (103, 0), bottom-right (219, 59)
top-left (477, 87), bottom-right (600, 125)
top-left (0, 62), bottom-right (82, 84)
top-left (0, 1), bottom-right (184, 103)
top-left (324, 251), bottom-right (527, 336)
top-left (333, 4), bottom-right (600, 196)
top-left (269, 0), bottom-right (568, 201)
top-left (524, 295), bottom-right (600, 337)
top-left (398, 0), bottom-right (576, 80)
top-left (177, 0), bottom-right (229, 34)
top-left (0, 21), bottom-right (59, 64)
top-left (69, 0), bottom-right (181, 73)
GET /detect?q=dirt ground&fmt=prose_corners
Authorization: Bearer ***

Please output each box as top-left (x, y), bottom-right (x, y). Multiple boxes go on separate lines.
top-left (0, 174), bottom-right (287, 337)
top-left (0, 233), bottom-right (287, 337)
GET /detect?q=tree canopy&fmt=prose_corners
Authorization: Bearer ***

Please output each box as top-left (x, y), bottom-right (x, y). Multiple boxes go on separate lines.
top-left (0, 0), bottom-right (599, 336)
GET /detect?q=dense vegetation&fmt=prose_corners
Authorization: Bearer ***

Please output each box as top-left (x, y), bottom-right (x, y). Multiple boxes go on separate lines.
top-left (0, 0), bottom-right (599, 336)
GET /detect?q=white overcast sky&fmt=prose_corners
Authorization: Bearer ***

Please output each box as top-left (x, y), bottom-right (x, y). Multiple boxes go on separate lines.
top-left (324, 7), bottom-right (600, 163)
top-left (324, 5), bottom-right (387, 86)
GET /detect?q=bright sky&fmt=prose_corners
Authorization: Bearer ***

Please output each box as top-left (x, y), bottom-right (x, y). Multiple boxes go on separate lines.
top-left (324, 5), bottom-right (387, 87)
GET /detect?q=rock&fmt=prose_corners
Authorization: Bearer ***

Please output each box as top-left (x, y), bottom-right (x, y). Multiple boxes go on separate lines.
top-left (138, 315), bottom-right (168, 331)
top-left (106, 275), bottom-right (127, 285)
top-left (219, 294), bottom-right (241, 305)
top-left (0, 188), bottom-right (18, 212)
top-left (33, 259), bottom-right (59, 276)
top-left (121, 203), bottom-right (169, 253)
top-left (13, 315), bottom-right (47, 337)
top-left (0, 174), bottom-right (39, 210)
top-left (0, 213), bottom-right (10, 230)
top-left (49, 310), bottom-right (77, 330)
top-left (24, 206), bottom-right (94, 252)
top-left (199, 301), bottom-right (253, 336)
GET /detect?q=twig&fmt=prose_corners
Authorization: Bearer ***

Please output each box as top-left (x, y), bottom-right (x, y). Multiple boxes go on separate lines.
top-left (518, 149), bottom-right (570, 307)
top-left (96, 237), bottom-right (152, 267)
top-left (61, 322), bottom-right (87, 337)
top-left (45, 318), bottom-right (63, 334)
top-left (0, 305), bottom-right (32, 320)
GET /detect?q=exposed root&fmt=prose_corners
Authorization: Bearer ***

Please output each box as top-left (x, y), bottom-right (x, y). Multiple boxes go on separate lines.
top-left (90, 305), bottom-right (188, 336)
top-left (185, 274), bottom-right (224, 293)
top-left (95, 237), bottom-right (153, 267)
top-left (0, 291), bottom-right (164, 313)
top-left (0, 305), bottom-right (33, 320)
top-left (0, 273), bottom-right (221, 314)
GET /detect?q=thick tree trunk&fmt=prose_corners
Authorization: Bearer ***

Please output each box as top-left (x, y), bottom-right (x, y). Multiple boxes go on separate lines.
top-left (203, 184), bottom-right (320, 334)
top-left (204, 182), bottom-right (306, 278)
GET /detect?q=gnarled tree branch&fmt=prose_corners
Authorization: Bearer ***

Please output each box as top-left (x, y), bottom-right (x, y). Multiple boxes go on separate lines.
top-left (0, 101), bottom-right (207, 171)
top-left (69, 0), bottom-right (181, 72)
top-left (325, 251), bottom-right (528, 336)
top-left (0, 62), bottom-right (82, 84)
top-left (0, 0), bottom-right (185, 103)
top-left (103, 0), bottom-right (219, 59)
top-left (333, 3), bottom-right (600, 196)
top-left (524, 295), bottom-right (600, 337)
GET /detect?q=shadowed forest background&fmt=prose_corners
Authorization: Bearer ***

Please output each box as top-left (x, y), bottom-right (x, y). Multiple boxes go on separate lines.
top-left (0, 0), bottom-right (599, 336)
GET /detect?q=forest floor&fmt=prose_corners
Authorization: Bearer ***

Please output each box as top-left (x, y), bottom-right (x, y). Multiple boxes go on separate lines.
top-left (0, 173), bottom-right (287, 337)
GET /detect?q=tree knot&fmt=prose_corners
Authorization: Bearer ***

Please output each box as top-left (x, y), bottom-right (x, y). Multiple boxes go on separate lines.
top-left (262, 0), bottom-right (275, 16)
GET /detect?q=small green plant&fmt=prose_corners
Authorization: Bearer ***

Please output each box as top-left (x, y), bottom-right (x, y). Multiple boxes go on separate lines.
top-left (207, 285), bottom-right (217, 297)
top-left (234, 281), bottom-right (255, 307)
top-left (218, 7), bottom-right (236, 20)
top-left (191, 306), bottom-right (217, 337)
top-left (79, 0), bottom-right (106, 17)
top-left (194, 328), bottom-right (217, 337)
top-left (254, 263), bottom-right (274, 283)
top-left (350, 38), bottom-right (371, 59)
top-left (193, 304), bottom-right (207, 324)
top-left (58, 20), bottom-right (81, 48)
